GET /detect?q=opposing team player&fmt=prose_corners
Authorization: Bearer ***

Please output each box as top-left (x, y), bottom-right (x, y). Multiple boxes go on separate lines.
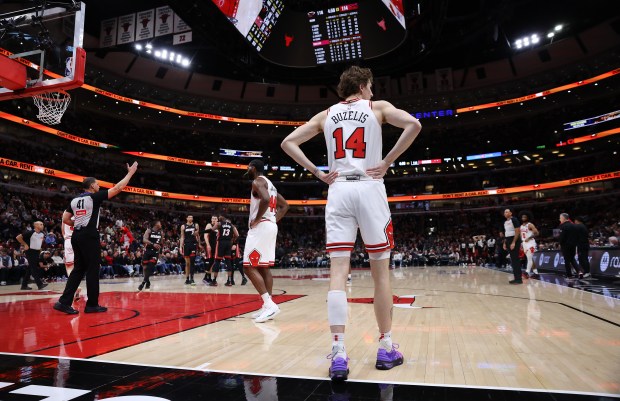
top-left (180, 215), bottom-right (200, 286)
top-left (519, 211), bottom-right (540, 279)
top-left (281, 66), bottom-right (422, 381)
top-left (211, 215), bottom-right (239, 287)
top-left (139, 221), bottom-right (164, 291)
top-left (244, 159), bottom-right (289, 323)
top-left (203, 215), bottom-right (218, 284)
top-left (231, 241), bottom-right (248, 285)
top-left (61, 215), bottom-right (81, 301)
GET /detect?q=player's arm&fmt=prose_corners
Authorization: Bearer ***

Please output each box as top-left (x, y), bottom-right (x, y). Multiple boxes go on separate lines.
top-left (281, 110), bottom-right (338, 184)
top-left (275, 193), bottom-right (289, 223)
top-left (62, 210), bottom-right (74, 227)
top-left (204, 224), bottom-right (212, 250)
top-left (367, 101), bottom-right (422, 179)
top-left (232, 225), bottom-right (239, 243)
top-left (194, 223), bottom-right (202, 248)
top-left (529, 223), bottom-right (539, 237)
top-left (108, 162), bottom-right (138, 199)
top-left (143, 228), bottom-right (152, 246)
top-left (179, 225), bottom-right (185, 252)
top-left (250, 180), bottom-right (270, 228)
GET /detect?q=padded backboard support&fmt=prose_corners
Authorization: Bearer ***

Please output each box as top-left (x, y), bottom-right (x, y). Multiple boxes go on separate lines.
top-left (0, 56), bottom-right (26, 90)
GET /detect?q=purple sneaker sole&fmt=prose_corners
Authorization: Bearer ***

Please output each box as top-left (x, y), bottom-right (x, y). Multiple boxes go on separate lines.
top-left (329, 357), bottom-right (349, 381)
top-left (376, 348), bottom-right (404, 370)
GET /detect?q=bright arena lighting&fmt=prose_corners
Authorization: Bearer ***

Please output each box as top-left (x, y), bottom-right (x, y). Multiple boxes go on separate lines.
top-left (555, 24), bottom-right (563, 31)
top-left (547, 32), bottom-right (555, 38)
top-left (531, 34), bottom-right (540, 44)
top-left (137, 43), bottom-right (190, 67)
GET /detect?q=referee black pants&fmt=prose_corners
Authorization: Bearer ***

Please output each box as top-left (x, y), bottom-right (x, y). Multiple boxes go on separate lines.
top-left (22, 249), bottom-right (44, 289)
top-left (59, 233), bottom-right (101, 307)
top-left (505, 237), bottom-right (522, 280)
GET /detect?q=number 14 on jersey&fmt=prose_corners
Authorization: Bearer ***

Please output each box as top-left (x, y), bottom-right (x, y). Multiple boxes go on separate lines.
top-left (333, 127), bottom-right (366, 159)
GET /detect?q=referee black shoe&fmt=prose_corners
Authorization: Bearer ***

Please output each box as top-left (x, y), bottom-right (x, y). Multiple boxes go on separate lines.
top-left (84, 305), bottom-right (108, 313)
top-left (54, 302), bottom-right (79, 315)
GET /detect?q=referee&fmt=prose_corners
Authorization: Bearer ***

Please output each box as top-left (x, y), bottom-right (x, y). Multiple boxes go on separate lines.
top-left (16, 221), bottom-right (47, 290)
top-left (54, 162), bottom-right (138, 314)
top-left (503, 208), bottom-right (523, 284)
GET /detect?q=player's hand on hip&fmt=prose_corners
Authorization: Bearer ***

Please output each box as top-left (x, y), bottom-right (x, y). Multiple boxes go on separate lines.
top-left (318, 171), bottom-right (338, 185)
top-left (366, 161), bottom-right (389, 179)
top-left (250, 219), bottom-right (260, 229)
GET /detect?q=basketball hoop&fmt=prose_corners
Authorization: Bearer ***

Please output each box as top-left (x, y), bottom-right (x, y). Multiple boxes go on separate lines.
top-left (32, 90), bottom-right (71, 125)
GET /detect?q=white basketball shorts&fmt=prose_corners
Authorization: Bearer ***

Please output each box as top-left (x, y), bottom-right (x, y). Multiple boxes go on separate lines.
top-left (243, 220), bottom-right (278, 268)
top-left (325, 180), bottom-right (394, 257)
top-left (522, 240), bottom-right (537, 256)
top-left (64, 238), bottom-right (74, 265)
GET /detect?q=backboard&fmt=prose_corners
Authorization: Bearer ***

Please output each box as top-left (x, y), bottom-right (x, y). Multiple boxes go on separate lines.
top-left (0, 1), bottom-right (85, 100)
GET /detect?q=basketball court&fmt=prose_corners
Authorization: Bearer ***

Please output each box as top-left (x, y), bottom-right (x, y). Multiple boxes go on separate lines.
top-left (1, 265), bottom-right (618, 399)
top-left (0, 2), bottom-right (619, 400)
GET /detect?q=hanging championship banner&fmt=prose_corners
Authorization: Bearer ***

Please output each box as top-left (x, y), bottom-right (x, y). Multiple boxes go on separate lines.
top-left (99, 18), bottom-right (117, 48)
top-left (173, 13), bottom-right (190, 33)
top-left (155, 6), bottom-right (173, 37)
top-left (136, 9), bottom-right (155, 41)
top-left (117, 13), bottom-right (136, 44)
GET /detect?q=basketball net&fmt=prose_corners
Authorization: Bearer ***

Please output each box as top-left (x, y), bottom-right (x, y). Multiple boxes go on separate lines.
top-left (31, 56), bottom-right (74, 125)
top-left (33, 90), bottom-right (71, 125)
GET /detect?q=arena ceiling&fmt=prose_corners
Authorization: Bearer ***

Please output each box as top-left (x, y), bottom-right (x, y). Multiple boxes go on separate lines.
top-left (77, 0), bottom-right (614, 84)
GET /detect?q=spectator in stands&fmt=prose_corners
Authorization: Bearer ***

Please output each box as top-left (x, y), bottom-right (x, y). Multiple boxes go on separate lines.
top-left (0, 248), bottom-right (14, 285)
top-left (100, 250), bottom-right (114, 278)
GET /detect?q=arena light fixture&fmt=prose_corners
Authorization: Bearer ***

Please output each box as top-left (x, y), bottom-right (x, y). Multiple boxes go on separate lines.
top-left (547, 32), bottom-right (555, 38)
top-left (135, 44), bottom-right (143, 51)
top-left (555, 24), bottom-right (563, 31)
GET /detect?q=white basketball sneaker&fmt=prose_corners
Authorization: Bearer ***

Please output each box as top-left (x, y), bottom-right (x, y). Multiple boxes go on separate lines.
top-left (254, 304), bottom-right (280, 323)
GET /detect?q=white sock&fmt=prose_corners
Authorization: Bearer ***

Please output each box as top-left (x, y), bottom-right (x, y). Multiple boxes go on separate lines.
top-left (347, 274), bottom-right (351, 279)
top-left (533, 269), bottom-right (539, 274)
top-left (332, 333), bottom-right (346, 356)
top-left (261, 292), bottom-right (276, 308)
top-left (379, 331), bottom-right (393, 351)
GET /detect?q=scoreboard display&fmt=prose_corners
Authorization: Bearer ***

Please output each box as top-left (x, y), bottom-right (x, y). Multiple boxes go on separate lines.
top-left (308, 4), bottom-right (362, 65)
top-left (215, 0), bottom-right (408, 67)
top-left (211, 0), bottom-right (284, 51)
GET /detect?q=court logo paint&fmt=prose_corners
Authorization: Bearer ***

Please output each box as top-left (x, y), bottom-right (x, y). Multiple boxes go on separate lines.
top-left (553, 253), bottom-right (560, 268)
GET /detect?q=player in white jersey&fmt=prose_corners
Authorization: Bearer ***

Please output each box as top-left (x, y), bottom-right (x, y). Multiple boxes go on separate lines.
top-left (281, 66), bottom-right (422, 381)
top-left (519, 211), bottom-right (540, 279)
top-left (243, 159), bottom-right (289, 323)
top-left (61, 215), bottom-right (81, 301)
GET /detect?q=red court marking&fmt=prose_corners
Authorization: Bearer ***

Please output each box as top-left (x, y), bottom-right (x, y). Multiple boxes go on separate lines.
top-left (0, 291), bottom-right (61, 296)
top-left (0, 291), bottom-right (303, 359)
